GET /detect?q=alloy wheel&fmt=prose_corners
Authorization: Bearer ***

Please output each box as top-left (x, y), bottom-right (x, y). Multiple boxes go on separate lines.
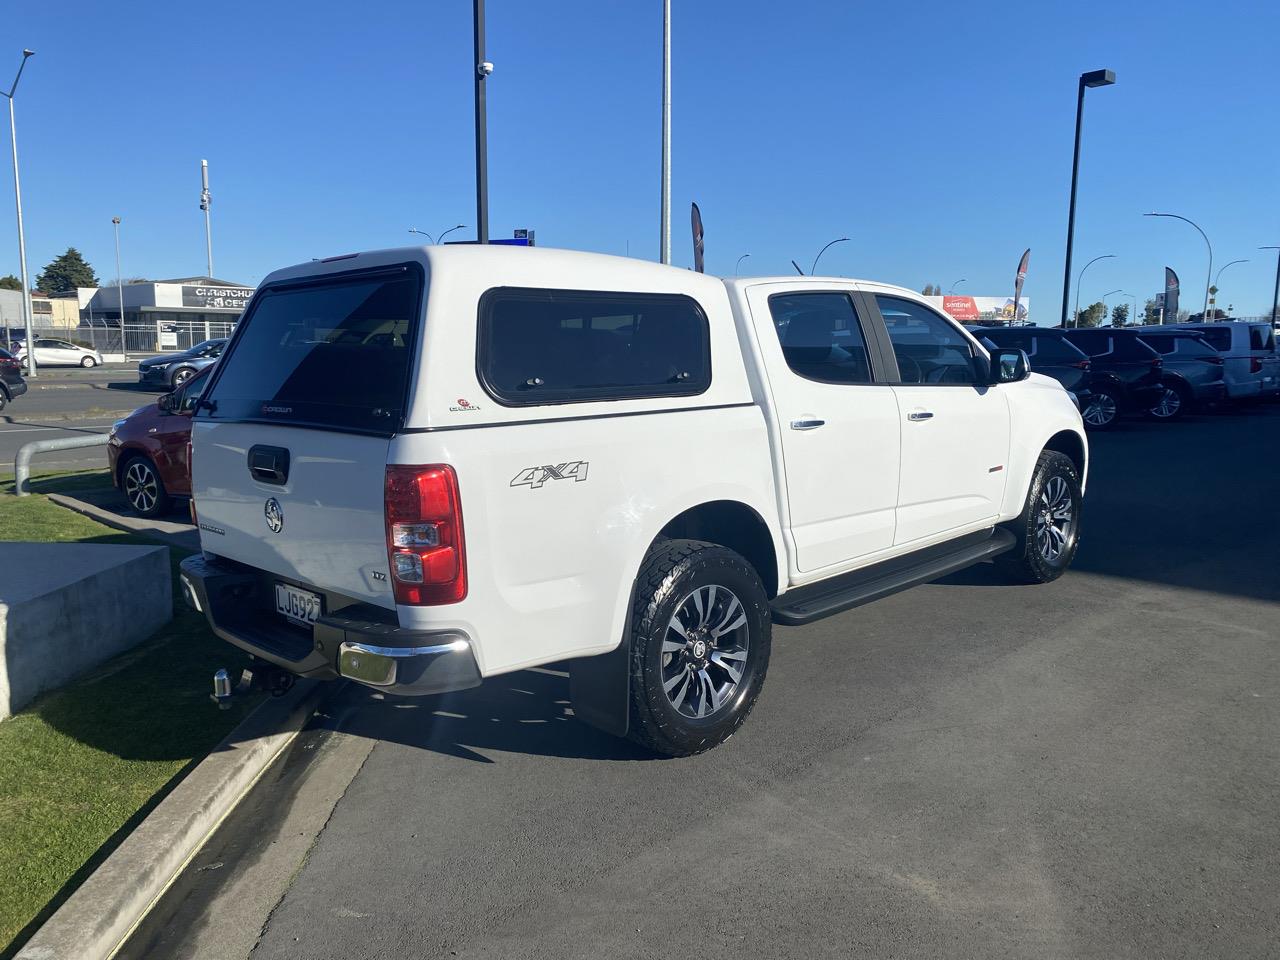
top-left (1083, 392), bottom-right (1117, 427)
top-left (1035, 475), bottom-right (1075, 563)
top-left (1150, 387), bottom-right (1182, 419)
top-left (124, 460), bottom-right (160, 513)
top-left (661, 584), bottom-right (750, 720)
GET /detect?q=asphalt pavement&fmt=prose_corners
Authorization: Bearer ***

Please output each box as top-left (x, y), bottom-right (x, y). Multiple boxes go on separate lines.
top-left (120, 404), bottom-right (1280, 960)
top-left (1, 364), bottom-right (152, 474)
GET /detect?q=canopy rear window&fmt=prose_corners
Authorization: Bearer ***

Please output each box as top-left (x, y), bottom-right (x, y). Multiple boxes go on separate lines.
top-left (202, 264), bottom-right (422, 434)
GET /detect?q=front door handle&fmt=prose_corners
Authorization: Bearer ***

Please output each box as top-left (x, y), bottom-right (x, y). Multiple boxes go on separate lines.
top-left (790, 418), bottom-right (825, 431)
top-left (907, 411), bottom-right (934, 421)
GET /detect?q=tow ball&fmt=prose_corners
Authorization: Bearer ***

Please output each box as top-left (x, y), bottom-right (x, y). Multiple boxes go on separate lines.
top-left (211, 665), bottom-right (297, 709)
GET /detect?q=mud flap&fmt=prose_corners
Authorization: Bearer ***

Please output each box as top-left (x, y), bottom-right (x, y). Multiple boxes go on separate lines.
top-left (567, 635), bottom-right (630, 738)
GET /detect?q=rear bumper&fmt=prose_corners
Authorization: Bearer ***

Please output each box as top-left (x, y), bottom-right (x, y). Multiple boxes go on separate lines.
top-left (178, 553), bottom-right (482, 697)
top-left (3, 378), bottom-right (26, 398)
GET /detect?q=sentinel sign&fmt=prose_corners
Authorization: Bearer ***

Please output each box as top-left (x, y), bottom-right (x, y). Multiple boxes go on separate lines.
top-left (925, 295), bottom-right (1031, 324)
top-left (182, 285), bottom-right (254, 309)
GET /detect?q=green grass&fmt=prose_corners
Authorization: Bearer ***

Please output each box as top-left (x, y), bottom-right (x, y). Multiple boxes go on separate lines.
top-left (0, 472), bottom-right (259, 957)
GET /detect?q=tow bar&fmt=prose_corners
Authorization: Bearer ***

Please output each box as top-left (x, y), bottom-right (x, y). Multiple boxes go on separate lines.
top-left (211, 664), bottom-right (297, 709)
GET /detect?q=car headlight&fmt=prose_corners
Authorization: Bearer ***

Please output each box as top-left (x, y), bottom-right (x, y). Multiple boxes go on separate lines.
top-left (110, 419), bottom-right (127, 437)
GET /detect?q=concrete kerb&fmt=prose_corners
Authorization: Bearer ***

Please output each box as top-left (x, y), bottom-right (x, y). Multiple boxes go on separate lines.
top-left (46, 493), bottom-right (200, 554)
top-left (14, 678), bottom-right (335, 960)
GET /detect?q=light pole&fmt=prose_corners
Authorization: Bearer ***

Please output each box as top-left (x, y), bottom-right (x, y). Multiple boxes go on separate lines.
top-left (199, 159), bottom-right (213, 279)
top-left (1212, 259), bottom-right (1248, 317)
top-left (734, 253), bottom-right (750, 276)
top-left (949, 279), bottom-right (967, 294)
top-left (408, 228), bottom-right (435, 243)
top-left (811, 237), bottom-right (850, 275)
top-left (1059, 68), bottom-right (1116, 329)
top-left (1, 49), bottom-right (35, 377)
top-left (112, 217), bottom-right (127, 361)
top-left (1261, 247), bottom-right (1280, 327)
top-left (1100, 287), bottom-right (1121, 324)
top-left (1144, 212), bottom-right (1212, 321)
top-left (1072, 253), bottom-right (1115, 327)
top-left (473, 0), bottom-right (491, 244)
top-left (438, 223), bottom-right (467, 245)
top-left (1120, 291), bottom-right (1138, 326)
top-left (659, 0), bottom-right (671, 264)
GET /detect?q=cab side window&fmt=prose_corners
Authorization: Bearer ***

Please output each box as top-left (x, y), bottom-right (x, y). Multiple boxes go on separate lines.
top-left (767, 292), bottom-right (873, 385)
top-left (876, 296), bottom-right (977, 385)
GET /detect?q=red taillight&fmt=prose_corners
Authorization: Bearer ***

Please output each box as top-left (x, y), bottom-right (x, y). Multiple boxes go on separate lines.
top-left (1150, 357), bottom-right (1163, 368)
top-left (1251, 357), bottom-right (1263, 374)
top-left (1073, 359), bottom-right (1091, 370)
top-left (384, 465), bottom-right (467, 605)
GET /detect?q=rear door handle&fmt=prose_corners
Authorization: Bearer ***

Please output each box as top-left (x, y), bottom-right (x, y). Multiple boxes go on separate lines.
top-left (790, 418), bottom-right (825, 431)
top-left (907, 411), bottom-right (934, 421)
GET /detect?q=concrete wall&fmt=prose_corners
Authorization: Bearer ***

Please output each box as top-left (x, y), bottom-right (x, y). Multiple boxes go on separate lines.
top-left (0, 542), bottom-right (172, 719)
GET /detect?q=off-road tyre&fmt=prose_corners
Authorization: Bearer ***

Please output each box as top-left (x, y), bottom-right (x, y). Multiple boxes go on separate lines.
top-left (996, 450), bottom-right (1082, 584)
top-left (627, 539), bottom-right (771, 757)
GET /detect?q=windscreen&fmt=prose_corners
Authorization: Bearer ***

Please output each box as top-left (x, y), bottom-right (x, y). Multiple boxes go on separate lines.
top-left (203, 266), bottom-right (422, 434)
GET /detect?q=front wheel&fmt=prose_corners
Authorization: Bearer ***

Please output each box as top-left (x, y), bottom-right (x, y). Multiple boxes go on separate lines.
top-left (996, 450), bottom-right (1082, 584)
top-left (1081, 387), bottom-right (1119, 431)
top-left (627, 539), bottom-right (772, 757)
top-left (171, 367), bottom-right (194, 388)
top-left (122, 455), bottom-right (172, 518)
top-left (80, 355), bottom-right (97, 368)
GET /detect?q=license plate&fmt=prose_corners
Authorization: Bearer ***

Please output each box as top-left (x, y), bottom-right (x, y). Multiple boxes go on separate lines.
top-left (275, 583), bottom-right (322, 625)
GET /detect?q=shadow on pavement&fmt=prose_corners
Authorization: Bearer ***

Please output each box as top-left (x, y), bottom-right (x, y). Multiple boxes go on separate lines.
top-left (322, 668), bottom-right (659, 763)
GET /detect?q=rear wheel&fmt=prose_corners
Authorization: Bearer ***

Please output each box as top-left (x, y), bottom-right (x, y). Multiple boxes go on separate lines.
top-left (1147, 382), bottom-right (1189, 421)
top-left (122, 455), bottom-right (172, 518)
top-left (996, 450), bottom-right (1082, 584)
top-left (627, 539), bottom-right (772, 757)
top-left (80, 355), bottom-right (97, 368)
top-left (1081, 387), bottom-right (1119, 431)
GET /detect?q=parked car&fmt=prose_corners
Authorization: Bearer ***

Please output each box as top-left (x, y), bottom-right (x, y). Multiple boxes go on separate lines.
top-left (179, 246), bottom-right (1087, 757)
top-left (1161, 321), bottom-right (1279, 401)
top-left (1061, 328), bottom-right (1165, 429)
top-left (108, 366), bottom-right (211, 516)
top-left (1133, 330), bottom-right (1227, 420)
top-left (974, 326), bottom-right (1093, 418)
top-left (0, 346), bottom-right (28, 412)
top-left (13, 337), bottom-right (103, 368)
top-left (137, 338), bottom-right (227, 389)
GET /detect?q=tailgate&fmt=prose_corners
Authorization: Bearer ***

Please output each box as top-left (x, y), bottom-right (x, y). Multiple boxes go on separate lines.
top-left (193, 421), bottom-right (393, 608)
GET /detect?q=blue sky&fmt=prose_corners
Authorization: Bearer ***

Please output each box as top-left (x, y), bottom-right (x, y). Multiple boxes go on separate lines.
top-left (4, 0), bottom-right (1278, 319)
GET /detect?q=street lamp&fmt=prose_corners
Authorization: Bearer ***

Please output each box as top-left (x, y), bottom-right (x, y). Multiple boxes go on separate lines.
top-left (1212, 259), bottom-right (1248, 316)
top-left (1059, 68), bottom-right (1116, 329)
top-left (1, 49), bottom-right (35, 376)
top-left (1261, 247), bottom-right (1280, 327)
top-left (949, 279), bottom-right (967, 294)
top-left (438, 223), bottom-right (467, 245)
top-left (1119, 291), bottom-right (1139, 326)
top-left (1144, 212), bottom-right (1212, 321)
top-left (811, 237), bottom-right (850, 275)
top-left (1072, 253), bottom-right (1115, 327)
top-left (112, 217), bottom-right (127, 361)
top-left (734, 253), bottom-right (750, 276)
top-left (408, 227), bottom-right (435, 244)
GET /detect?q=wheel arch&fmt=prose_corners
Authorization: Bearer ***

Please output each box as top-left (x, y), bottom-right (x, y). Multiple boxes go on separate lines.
top-left (1043, 428), bottom-right (1086, 478)
top-left (656, 499), bottom-right (780, 599)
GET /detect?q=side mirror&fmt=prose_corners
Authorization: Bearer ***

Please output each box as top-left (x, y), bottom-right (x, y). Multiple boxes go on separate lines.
top-left (157, 393), bottom-right (176, 413)
top-left (988, 347), bottom-right (1030, 384)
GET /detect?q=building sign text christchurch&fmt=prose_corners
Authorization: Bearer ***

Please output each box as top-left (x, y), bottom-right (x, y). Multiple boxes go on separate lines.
top-left (182, 286), bottom-right (254, 309)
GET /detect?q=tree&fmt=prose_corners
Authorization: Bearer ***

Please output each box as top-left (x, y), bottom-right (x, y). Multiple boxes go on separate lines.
top-left (1110, 303), bottom-right (1129, 327)
top-left (921, 284), bottom-right (936, 296)
top-left (1143, 297), bottom-right (1160, 323)
top-left (35, 248), bottom-right (98, 294)
top-left (0, 274), bottom-right (21, 291)
top-left (1074, 301), bottom-right (1107, 328)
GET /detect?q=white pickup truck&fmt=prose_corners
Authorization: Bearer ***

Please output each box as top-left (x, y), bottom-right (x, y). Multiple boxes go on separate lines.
top-left (180, 245), bottom-right (1087, 756)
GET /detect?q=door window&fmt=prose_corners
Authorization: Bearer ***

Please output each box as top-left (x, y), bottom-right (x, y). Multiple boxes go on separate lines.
top-left (876, 296), bottom-right (977, 384)
top-left (767, 292), bottom-right (873, 384)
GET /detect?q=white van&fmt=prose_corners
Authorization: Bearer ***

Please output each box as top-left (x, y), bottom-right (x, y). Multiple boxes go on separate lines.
top-left (1166, 322), bottom-right (1278, 400)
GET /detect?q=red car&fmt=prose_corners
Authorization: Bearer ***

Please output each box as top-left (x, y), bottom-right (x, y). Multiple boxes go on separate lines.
top-left (108, 366), bottom-right (210, 516)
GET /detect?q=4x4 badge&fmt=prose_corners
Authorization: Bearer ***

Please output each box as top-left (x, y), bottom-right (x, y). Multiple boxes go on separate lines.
top-left (510, 461), bottom-right (589, 489)
top-left (264, 497), bottom-right (284, 533)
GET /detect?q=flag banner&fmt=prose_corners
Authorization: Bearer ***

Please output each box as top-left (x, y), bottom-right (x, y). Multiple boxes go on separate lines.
top-left (1164, 267), bottom-right (1180, 322)
top-left (1011, 248), bottom-right (1030, 327)
top-left (691, 202), bottom-right (705, 274)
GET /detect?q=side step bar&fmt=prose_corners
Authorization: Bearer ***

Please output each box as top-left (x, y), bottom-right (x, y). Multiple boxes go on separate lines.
top-left (771, 528), bottom-right (1017, 626)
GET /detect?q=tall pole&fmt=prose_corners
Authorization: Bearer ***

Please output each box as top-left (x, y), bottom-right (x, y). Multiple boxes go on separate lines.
top-left (473, 0), bottom-right (489, 244)
top-left (1145, 212), bottom-right (1212, 321)
top-left (1211, 259), bottom-right (1247, 317)
top-left (200, 159), bottom-right (213, 278)
top-left (4, 50), bottom-right (35, 377)
top-left (1261, 247), bottom-right (1280, 327)
top-left (1059, 69), bottom-right (1115, 329)
top-left (811, 236), bottom-right (850, 275)
top-left (660, 0), bottom-right (671, 264)
top-left (1071, 253), bottom-right (1114, 327)
top-left (949, 279), bottom-right (967, 294)
top-left (112, 217), bottom-right (127, 361)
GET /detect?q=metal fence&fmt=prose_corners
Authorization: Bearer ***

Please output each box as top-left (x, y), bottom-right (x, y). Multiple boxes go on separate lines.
top-left (5, 318), bottom-right (238, 358)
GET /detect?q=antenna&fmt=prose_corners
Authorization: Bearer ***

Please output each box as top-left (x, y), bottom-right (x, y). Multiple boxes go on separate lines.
top-left (791, 260), bottom-right (804, 276)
